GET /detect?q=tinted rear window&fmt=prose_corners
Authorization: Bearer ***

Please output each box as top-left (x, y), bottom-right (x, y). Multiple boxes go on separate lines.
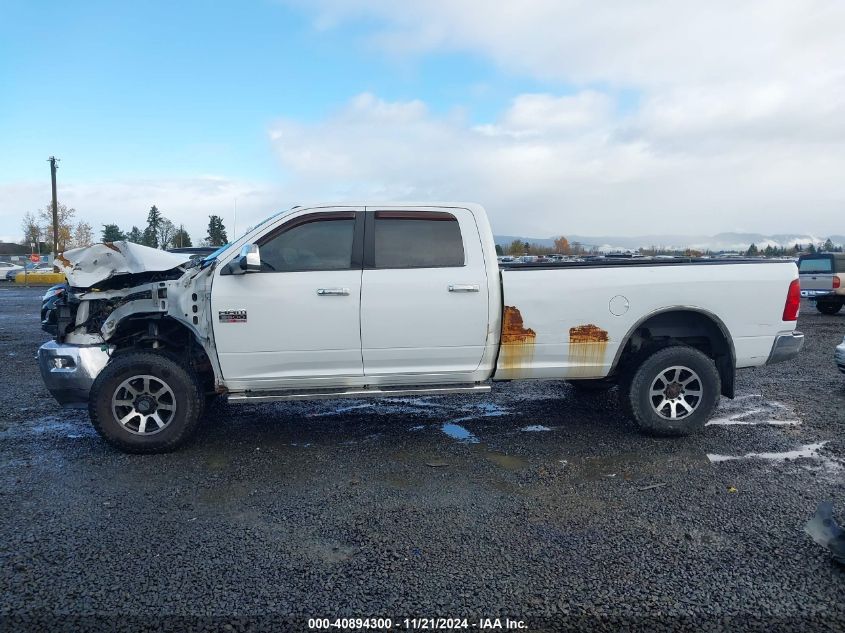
top-left (798, 256), bottom-right (833, 273)
top-left (373, 212), bottom-right (464, 268)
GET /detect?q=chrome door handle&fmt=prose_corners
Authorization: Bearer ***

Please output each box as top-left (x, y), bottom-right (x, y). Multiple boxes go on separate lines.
top-left (448, 284), bottom-right (480, 292)
top-left (316, 288), bottom-right (350, 296)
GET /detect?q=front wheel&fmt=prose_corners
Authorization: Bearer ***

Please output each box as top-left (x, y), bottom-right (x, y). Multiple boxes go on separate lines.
top-left (817, 301), bottom-right (843, 315)
top-left (620, 346), bottom-right (720, 437)
top-left (89, 352), bottom-right (203, 453)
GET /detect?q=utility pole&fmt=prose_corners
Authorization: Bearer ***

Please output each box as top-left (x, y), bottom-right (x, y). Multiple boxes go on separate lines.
top-left (47, 156), bottom-right (60, 258)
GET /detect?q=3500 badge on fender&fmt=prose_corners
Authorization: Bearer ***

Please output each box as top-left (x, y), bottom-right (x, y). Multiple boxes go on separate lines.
top-left (219, 310), bottom-right (247, 323)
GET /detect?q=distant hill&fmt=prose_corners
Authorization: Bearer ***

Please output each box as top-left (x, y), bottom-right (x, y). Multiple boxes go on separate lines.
top-left (495, 233), bottom-right (845, 253)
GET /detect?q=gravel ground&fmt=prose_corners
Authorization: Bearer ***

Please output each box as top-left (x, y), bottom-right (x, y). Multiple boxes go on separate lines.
top-left (0, 284), bottom-right (843, 632)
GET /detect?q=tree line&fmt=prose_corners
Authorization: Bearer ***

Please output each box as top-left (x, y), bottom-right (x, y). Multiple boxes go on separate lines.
top-left (495, 235), bottom-right (844, 258)
top-left (744, 239), bottom-right (843, 257)
top-left (20, 203), bottom-right (229, 252)
top-left (100, 206), bottom-right (229, 249)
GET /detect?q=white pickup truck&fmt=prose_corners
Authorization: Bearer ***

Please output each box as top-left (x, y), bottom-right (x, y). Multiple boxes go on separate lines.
top-left (38, 203), bottom-right (803, 453)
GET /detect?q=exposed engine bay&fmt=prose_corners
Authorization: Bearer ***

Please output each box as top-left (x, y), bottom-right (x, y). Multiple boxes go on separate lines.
top-left (43, 241), bottom-right (221, 390)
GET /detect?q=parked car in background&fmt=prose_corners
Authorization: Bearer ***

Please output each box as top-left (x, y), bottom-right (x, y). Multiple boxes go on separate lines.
top-left (836, 334), bottom-right (845, 374)
top-left (798, 253), bottom-right (845, 314)
top-left (0, 261), bottom-right (24, 280)
top-left (5, 262), bottom-right (53, 281)
top-left (39, 204), bottom-right (802, 454)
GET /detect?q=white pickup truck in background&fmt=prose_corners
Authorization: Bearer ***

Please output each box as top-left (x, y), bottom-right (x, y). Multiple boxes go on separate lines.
top-left (39, 204), bottom-right (803, 453)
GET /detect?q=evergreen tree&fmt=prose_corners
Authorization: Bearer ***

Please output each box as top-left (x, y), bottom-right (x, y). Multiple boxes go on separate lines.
top-left (206, 215), bottom-right (228, 246)
top-left (126, 226), bottom-right (143, 243)
top-left (143, 205), bottom-right (163, 248)
top-left (172, 226), bottom-right (193, 248)
top-left (746, 243), bottom-right (759, 256)
top-left (823, 238), bottom-right (835, 252)
top-left (101, 224), bottom-right (126, 242)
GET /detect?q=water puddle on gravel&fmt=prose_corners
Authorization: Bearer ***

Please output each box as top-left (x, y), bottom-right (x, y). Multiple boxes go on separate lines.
top-left (707, 442), bottom-right (842, 469)
top-left (1, 415), bottom-right (96, 439)
top-left (707, 393), bottom-right (800, 426)
top-left (480, 450), bottom-right (528, 471)
top-left (441, 423), bottom-right (480, 443)
top-left (521, 425), bottom-right (552, 432)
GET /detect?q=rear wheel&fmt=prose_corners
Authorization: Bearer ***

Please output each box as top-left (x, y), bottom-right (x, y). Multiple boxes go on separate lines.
top-left (89, 352), bottom-right (203, 453)
top-left (621, 346), bottom-right (720, 437)
top-left (816, 301), bottom-right (843, 315)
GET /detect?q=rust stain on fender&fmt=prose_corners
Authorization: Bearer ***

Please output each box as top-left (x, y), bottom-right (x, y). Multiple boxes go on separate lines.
top-left (500, 306), bottom-right (536, 371)
top-left (102, 242), bottom-right (121, 253)
top-left (55, 253), bottom-right (72, 268)
top-left (568, 324), bottom-right (609, 377)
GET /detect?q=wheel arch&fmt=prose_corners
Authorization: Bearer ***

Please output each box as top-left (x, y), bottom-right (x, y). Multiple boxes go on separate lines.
top-left (610, 307), bottom-right (736, 398)
top-left (107, 313), bottom-right (220, 395)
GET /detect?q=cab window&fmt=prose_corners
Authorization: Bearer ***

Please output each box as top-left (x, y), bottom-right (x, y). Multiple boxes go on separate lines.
top-left (373, 211), bottom-right (464, 269)
top-left (798, 256), bottom-right (833, 274)
top-left (258, 213), bottom-right (355, 272)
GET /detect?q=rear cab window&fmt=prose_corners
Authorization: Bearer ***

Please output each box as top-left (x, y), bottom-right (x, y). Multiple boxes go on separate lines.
top-left (371, 211), bottom-right (464, 268)
top-left (798, 255), bottom-right (833, 274)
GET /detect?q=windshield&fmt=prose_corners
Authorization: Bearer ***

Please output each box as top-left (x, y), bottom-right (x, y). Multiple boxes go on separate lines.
top-left (199, 208), bottom-right (294, 267)
top-left (200, 243), bottom-right (231, 267)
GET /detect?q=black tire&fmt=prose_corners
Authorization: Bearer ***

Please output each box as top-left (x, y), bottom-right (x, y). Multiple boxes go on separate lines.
top-left (88, 352), bottom-right (203, 454)
top-left (620, 345), bottom-right (720, 437)
top-left (816, 301), bottom-right (843, 315)
top-left (567, 379), bottom-right (615, 392)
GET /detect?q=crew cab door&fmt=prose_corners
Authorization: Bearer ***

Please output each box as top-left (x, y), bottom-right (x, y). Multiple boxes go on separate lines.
top-left (211, 208), bottom-right (365, 390)
top-left (360, 208), bottom-right (490, 378)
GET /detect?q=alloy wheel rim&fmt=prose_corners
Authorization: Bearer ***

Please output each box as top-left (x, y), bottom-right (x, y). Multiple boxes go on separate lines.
top-left (111, 375), bottom-right (176, 435)
top-left (648, 365), bottom-right (703, 420)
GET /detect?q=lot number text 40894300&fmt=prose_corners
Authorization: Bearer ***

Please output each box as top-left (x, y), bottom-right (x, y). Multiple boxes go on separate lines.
top-left (307, 617), bottom-right (528, 630)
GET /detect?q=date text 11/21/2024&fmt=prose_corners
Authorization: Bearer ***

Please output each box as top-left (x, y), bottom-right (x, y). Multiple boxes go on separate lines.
top-left (307, 617), bottom-right (528, 630)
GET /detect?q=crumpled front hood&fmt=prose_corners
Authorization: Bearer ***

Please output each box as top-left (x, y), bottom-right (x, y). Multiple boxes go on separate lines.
top-left (57, 241), bottom-right (192, 288)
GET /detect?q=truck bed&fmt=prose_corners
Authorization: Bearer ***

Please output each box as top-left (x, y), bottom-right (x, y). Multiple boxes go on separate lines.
top-left (494, 258), bottom-right (798, 380)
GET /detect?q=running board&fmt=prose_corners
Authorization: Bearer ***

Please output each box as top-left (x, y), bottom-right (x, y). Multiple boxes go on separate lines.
top-left (226, 383), bottom-right (491, 403)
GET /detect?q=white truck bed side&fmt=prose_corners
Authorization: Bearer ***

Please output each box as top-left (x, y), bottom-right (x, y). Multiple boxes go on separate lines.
top-left (494, 261), bottom-right (798, 380)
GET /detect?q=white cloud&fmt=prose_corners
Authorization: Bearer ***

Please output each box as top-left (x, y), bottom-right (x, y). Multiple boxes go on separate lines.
top-left (269, 90), bottom-right (844, 237)
top-left (271, 0), bottom-right (845, 236)
top-left (298, 1), bottom-right (845, 87)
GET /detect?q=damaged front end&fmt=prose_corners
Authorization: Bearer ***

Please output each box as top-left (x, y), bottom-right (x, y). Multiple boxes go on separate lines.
top-left (38, 241), bottom-right (218, 407)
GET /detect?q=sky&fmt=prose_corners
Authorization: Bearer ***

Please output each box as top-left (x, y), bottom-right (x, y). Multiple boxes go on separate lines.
top-left (1, 0), bottom-right (843, 245)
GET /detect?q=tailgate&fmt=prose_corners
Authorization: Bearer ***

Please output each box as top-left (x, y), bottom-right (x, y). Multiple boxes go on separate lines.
top-left (798, 255), bottom-right (834, 296)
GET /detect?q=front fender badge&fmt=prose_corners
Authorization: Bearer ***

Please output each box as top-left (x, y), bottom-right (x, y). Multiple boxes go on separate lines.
top-left (219, 310), bottom-right (247, 323)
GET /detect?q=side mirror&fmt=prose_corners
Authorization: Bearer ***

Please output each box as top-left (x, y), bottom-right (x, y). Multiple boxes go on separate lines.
top-left (224, 244), bottom-right (261, 275)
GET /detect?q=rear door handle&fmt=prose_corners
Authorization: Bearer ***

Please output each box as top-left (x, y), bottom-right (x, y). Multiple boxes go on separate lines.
top-left (448, 284), bottom-right (480, 292)
top-left (316, 288), bottom-right (350, 296)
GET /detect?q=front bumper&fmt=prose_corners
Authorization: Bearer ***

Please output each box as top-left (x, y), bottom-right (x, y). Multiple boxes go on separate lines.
top-left (37, 341), bottom-right (114, 407)
top-left (836, 341), bottom-right (845, 374)
top-left (767, 331), bottom-right (805, 365)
